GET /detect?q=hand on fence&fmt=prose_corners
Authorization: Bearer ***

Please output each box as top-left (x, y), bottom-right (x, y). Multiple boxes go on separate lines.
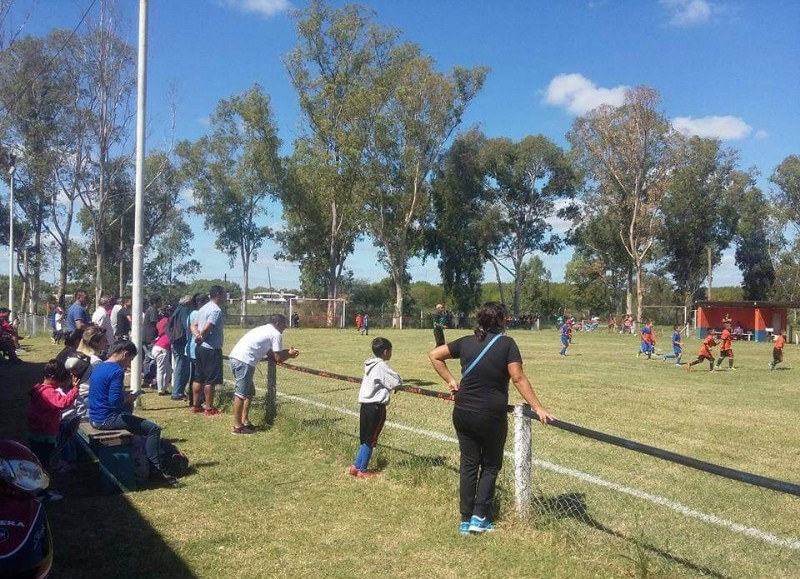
top-left (532, 406), bottom-right (554, 425)
top-left (447, 379), bottom-right (459, 393)
top-left (288, 347), bottom-right (300, 359)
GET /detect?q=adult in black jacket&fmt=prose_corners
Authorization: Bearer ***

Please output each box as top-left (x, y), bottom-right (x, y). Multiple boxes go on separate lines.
top-left (429, 302), bottom-right (553, 535)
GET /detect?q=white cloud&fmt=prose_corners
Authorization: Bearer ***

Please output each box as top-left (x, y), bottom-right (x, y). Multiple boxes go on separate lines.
top-left (542, 73), bottom-right (628, 115)
top-left (755, 129), bottom-right (768, 140)
top-left (661, 0), bottom-right (713, 27)
top-left (216, 0), bottom-right (291, 18)
top-left (672, 115), bottom-right (752, 140)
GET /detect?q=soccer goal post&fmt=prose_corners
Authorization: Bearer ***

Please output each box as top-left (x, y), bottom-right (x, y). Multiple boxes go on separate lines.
top-left (288, 297), bottom-right (347, 329)
top-left (641, 305), bottom-right (690, 333)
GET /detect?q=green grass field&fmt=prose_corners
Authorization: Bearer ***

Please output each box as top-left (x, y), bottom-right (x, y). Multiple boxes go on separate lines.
top-left (28, 326), bottom-right (800, 578)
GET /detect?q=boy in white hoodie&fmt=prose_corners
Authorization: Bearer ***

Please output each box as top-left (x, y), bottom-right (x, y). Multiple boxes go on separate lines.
top-left (348, 337), bottom-right (402, 479)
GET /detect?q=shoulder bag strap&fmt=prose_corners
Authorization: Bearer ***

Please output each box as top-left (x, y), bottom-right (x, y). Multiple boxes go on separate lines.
top-left (461, 333), bottom-right (503, 378)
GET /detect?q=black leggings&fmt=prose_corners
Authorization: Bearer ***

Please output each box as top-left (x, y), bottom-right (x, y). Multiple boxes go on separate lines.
top-left (452, 406), bottom-right (508, 521)
top-left (359, 403), bottom-right (387, 447)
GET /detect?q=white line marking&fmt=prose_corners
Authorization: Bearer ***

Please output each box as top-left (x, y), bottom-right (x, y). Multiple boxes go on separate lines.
top-left (276, 391), bottom-right (800, 552)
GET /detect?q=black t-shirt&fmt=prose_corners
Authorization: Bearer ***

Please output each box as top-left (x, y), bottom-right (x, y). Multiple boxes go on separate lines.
top-left (448, 333), bottom-right (522, 417)
top-left (143, 306), bottom-right (159, 343)
top-left (115, 307), bottom-right (131, 339)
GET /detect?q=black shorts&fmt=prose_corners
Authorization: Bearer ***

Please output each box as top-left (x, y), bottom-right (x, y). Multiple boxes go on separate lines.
top-left (195, 347), bottom-right (223, 385)
top-left (719, 349), bottom-right (734, 359)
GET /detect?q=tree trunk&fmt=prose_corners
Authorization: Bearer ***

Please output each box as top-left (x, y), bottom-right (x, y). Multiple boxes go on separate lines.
top-left (393, 275), bottom-right (403, 329)
top-left (635, 262), bottom-right (645, 323)
top-left (626, 268), bottom-right (633, 315)
top-left (491, 258), bottom-right (506, 306)
top-left (241, 255), bottom-right (249, 324)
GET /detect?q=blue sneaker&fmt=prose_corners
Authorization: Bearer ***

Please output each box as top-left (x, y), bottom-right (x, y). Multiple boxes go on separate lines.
top-left (468, 515), bottom-right (494, 533)
top-left (459, 522), bottom-right (470, 535)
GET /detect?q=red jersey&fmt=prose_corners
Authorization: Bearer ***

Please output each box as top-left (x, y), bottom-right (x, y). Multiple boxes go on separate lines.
top-left (775, 335), bottom-right (785, 349)
top-left (719, 329), bottom-right (732, 352)
top-left (699, 334), bottom-right (716, 357)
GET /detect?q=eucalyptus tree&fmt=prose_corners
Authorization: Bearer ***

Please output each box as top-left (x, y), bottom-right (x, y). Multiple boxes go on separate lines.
top-left (364, 46), bottom-right (487, 328)
top-left (428, 129), bottom-right (498, 316)
top-left (77, 3), bottom-right (136, 303)
top-left (0, 30), bottom-right (86, 312)
top-left (731, 172), bottom-right (775, 300)
top-left (659, 136), bottom-right (739, 308)
top-left (568, 215), bottom-right (630, 314)
top-left (482, 134), bottom-right (579, 317)
top-left (769, 155), bottom-right (800, 300)
top-left (176, 85), bottom-right (283, 317)
top-left (568, 86), bottom-right (675, 321)
top-left (280, 0), bottom-right (397, 325)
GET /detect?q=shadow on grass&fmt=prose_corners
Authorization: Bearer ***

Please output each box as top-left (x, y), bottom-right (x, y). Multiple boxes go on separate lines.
top-left (402, 378), bottom-right (438, 387)
top-left (535, 493), bottom-right (730, 579)
top-left (0, 357), bottom-right (196, 579)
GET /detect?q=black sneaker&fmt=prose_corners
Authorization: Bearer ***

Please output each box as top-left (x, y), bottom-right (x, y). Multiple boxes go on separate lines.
top-left (156, 467), bottom-right (180, 487)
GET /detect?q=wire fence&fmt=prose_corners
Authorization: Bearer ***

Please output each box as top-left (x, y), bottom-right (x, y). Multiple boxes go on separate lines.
top-left (246, 359), bottom-right (800, 578)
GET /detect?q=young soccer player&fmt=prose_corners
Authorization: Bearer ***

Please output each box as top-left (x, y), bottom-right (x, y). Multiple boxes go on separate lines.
top-left (769, 329), bottom-right (787, 370)
top-left (663, 325), bottom-right (683, 365)
top-left (348, 337), bottom-right (402, 479)
top-left (559, 319), bottom-right (572, 356)
top-left (638, 321), bottom-right (655, 359)
top-left (716, 322), bottom-right (736, 370)
top-left (686, 328), bottom-right (717, 371)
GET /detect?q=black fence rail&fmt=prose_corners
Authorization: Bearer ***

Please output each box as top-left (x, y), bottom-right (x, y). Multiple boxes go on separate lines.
top-left (272, 361), bottom-right (800, 498)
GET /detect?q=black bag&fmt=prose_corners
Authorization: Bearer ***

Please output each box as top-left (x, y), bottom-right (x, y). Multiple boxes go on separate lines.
top-left (161, 439), bottom-right (189, 476)
top-left (166, 306), bottom-right (186, 344)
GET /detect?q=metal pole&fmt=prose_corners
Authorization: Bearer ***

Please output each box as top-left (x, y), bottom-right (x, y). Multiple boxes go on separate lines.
top-left (131, 0), bottom-right (148, 395)
top-left (265, 359), bottom-right (277, 425)
top-left (513, 403), bottom-right (532, 518)
top-left (8, 164), bottom-right (14, 312)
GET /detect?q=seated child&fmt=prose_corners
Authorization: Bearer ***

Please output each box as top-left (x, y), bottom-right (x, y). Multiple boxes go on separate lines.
top-left (29, 360), bottom-right (80, 499)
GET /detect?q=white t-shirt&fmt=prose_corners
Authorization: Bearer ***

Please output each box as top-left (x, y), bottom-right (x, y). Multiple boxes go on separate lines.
top-left (92, 306), bottom-right (114, 338)
top-left (110, 304), bottom-right (123, 335)
top-left (229, 324), bottom-right (283, 368)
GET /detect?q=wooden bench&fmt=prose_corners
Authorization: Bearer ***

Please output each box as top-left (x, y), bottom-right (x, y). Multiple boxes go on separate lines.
top-left (76, 421), bottom-right (137, 493)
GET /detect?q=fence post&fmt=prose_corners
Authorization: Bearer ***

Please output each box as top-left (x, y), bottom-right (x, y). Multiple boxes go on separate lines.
top-left (513, 403), bottom-right (532, 518)
top-left (265, 358), bottom-right (277, 426)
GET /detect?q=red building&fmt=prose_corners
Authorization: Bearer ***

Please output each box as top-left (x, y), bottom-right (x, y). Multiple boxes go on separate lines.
top-left (695, 301), bottom-right (799, 342)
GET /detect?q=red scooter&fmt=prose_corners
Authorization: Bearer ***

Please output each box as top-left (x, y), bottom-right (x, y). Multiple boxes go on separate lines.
top-left (0, 440), bottom-right (54, 578)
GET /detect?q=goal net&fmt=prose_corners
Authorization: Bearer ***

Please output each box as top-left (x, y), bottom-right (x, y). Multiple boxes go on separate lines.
top-left (288, 297), bottom-right (347, 329)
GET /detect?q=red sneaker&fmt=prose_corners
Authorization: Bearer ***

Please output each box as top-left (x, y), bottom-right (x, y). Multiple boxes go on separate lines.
top-left (204, 408), bottom-right (221, 417)
top-left (346, 465), bottom-right (359, 477)
top-left (356, 470), bottom-right (376, 480)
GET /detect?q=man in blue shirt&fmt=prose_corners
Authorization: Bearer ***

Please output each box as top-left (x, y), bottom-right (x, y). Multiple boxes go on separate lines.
top-left (559, 319), bottom-right (572, 356)
top-left (89, 340), bottom-right (178, 486)
top-left (65, 290), bottom-right (91, 331)
top-left (191, 285), bottom-right (226, 417)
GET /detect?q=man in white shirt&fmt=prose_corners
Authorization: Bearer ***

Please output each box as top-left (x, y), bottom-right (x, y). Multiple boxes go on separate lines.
top-left (227, 314), bottom-right (299, 434)
top-left (91, 296), bottom-right (115, 341)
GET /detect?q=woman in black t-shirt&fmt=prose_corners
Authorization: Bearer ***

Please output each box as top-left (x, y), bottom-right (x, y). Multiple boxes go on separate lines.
top-left (429, 302), bottom-right (553, 535)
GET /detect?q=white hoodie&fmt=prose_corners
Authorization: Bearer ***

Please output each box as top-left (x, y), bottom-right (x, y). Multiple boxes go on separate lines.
top-left (358, 357), bottom-right (402, 405)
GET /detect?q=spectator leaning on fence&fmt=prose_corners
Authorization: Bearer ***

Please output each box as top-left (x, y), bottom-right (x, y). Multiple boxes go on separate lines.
top-left (428, 301), bottom-right (553, 536)
top-left (347, 337), bottom-right (402, 479)
top-left (228, 313), bottom-right (300, 435)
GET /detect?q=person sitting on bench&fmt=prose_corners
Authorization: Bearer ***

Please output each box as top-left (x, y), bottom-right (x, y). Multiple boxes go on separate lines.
top-left (88, 340), bottom-right (178, 486)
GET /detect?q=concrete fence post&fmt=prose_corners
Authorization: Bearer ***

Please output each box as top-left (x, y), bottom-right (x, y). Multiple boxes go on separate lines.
top-left (265, 359), bottom-right (277, 426)
top-left (513, 403), bottom-right (532, 518)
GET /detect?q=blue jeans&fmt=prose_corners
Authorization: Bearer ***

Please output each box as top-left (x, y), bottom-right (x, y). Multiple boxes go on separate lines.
top-left (171, 347), bottom-right (190, 399)
top-left (93, 413), bottom-right (163, 470)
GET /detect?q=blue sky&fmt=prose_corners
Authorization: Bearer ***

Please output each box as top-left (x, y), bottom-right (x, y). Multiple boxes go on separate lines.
top-left (5, 0), bottom-right (799, 292)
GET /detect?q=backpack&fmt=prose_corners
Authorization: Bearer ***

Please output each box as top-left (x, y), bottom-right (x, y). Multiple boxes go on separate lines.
top-left (166, 306), bottom-right (187, 344)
